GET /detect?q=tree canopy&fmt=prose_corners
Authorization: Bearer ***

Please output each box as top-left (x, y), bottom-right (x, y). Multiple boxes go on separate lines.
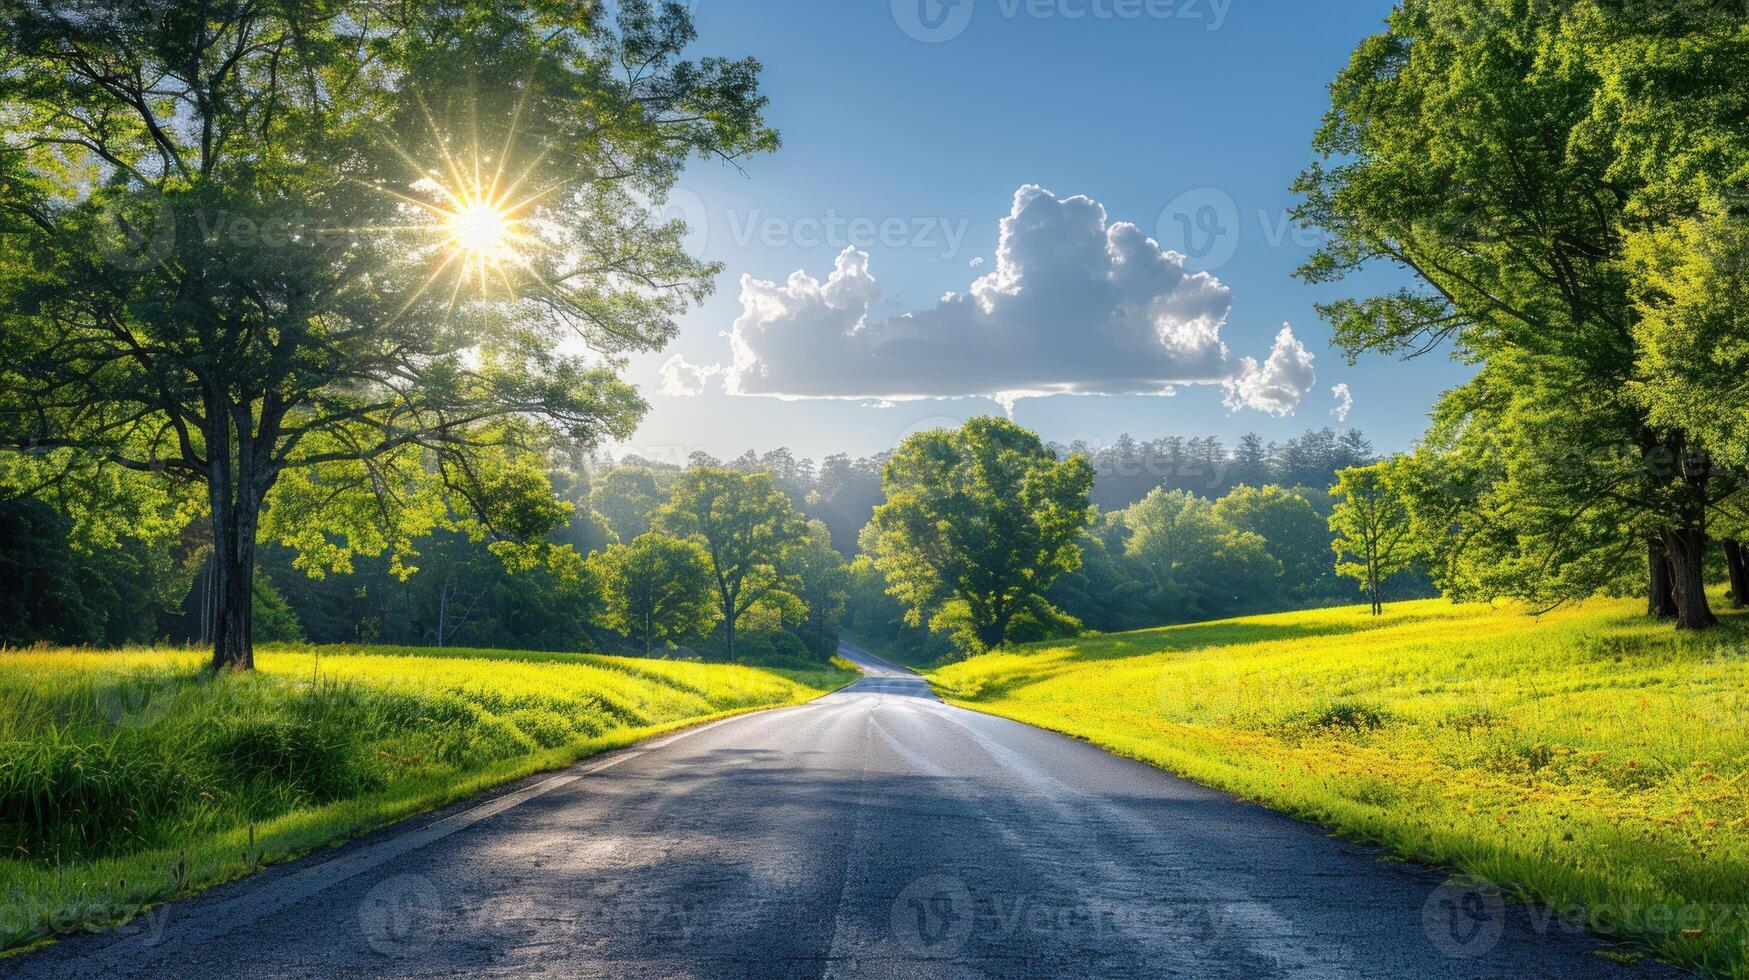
top-left (0, 0), bottom-right (776, 666)
top-left (655, 466), bottom-right (805, 660)
top-left (866, 417), bottom-right (1094, 654)
top-left (1293, 0), bottom-right (1749, 630)
top-left (587, 532), bottom-right (715, 656)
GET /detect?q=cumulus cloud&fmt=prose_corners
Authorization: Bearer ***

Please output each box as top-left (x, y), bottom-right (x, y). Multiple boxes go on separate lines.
top-left (659, 354), bottom-right (720, 397)
top-left (1330, 383), bottom-right (1354, 423)
top-left (1221, 326), bottom-right (1317, 416)
top-left (717, 185), bottom-right (1313, 412)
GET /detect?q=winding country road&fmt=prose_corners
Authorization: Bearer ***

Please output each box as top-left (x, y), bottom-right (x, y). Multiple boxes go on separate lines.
top-left (15, 644), bottom-right (1671, 978)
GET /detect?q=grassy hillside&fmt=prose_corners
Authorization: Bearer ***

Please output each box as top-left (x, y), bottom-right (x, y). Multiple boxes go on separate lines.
top-left (0, 644), bottom-right (853, 953)
top-left (929, 598), bottom-right (1749, 977)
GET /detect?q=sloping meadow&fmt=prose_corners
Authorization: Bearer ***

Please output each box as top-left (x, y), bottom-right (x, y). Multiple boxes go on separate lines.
top-left (929, 598), bottom-right (1749, 977)
top-left (0, 645), bottom-right (851, 952)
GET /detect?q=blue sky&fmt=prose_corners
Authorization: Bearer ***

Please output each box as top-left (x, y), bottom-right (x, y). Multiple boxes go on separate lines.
top-left (615, 0), bottom-right (1467, 465)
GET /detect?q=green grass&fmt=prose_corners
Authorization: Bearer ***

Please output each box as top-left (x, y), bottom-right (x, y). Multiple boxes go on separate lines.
top-left (0, 643), bottom-right (854, 953)
top-left (927, 596), bottom-right (1749, 977)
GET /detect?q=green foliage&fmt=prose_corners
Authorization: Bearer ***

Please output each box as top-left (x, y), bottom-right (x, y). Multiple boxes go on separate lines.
top-left (0, 497), bottom-right (177, 647)
top-left (786, 521), bottom-right (850, 658)
top-left (586, 533), bottom-right (716, 655)
top-left (1329, 463), bottom-right (1415, 616)
top-left (259, 529), bottom-right (598, 653)
top-left (1124, 488), bottom-right (1283, 621)
top-left (0, 0), bottom-right (776, 666)
top-left (656, 467), bottom-right (807, 659)
top-left (1214, 485), bottom-right (1338, 600)
top-left (1291, 0), bottom-right (1749, 629)
top-left (594, 467), bottom-right (664, 543)
top-left (250, 576), bottom-right (304, 644)
top-left (867, 417), bottom-right (1094, 655)
top-left (1600, 13), bottom-right (1749, 468)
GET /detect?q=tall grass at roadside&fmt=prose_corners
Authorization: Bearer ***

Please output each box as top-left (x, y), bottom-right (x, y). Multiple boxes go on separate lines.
top-left (929, 597), bottom-right (1749, 977)
top-left (0, 645), bottom-right (852, 953)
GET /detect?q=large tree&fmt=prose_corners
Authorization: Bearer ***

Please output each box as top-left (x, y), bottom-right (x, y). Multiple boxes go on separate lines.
top-left (587, 532), bottom-right (715, 656)
top-left (0, 0), bottom-right (776, 667)
top-left (1291, 0), bottom-right (1745, 629)
top-left (655, 466), bottom-right (804, 660)
top-left (867, 417), bottom-right (1093, 654)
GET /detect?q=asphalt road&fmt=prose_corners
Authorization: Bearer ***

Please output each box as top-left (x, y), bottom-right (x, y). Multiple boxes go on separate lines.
top-left (13, 643), bottom-right (1673, 979)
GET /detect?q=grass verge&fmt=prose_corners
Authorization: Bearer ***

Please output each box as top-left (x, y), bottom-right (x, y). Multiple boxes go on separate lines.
top-left (927, 596), bottom-right (1749, 977)
top-left (0, 644), bottom-right (854, 953)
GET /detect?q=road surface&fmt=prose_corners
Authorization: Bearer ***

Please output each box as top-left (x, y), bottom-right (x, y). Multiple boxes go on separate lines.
top-left (14, 643), bottom-right (1671, 978)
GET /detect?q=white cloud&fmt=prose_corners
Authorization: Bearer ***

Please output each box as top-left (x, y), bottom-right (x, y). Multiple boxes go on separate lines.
top-left (716, 185), bottom-right (1313, 412)
top-left (1330, 383), bottom-right (1354, 423)
top-left (1221, 325), bottom-right (1317, 416)
top-left (659, 354), bottom-right (719, 397)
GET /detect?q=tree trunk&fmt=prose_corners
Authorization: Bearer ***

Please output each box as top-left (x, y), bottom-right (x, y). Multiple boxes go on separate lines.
top-left (1648, 540), bottom-right (1678, 619)
top-left (208, 498), bottom-right (257, 670)
top-left (1724, 539), bottom-right (1749, 610)
top-left (724, 614), bottom-right (735, 661)
top-left (978, 600), bottom-right (1013, 651)
top-left (1661, 529), bottom-right (1718, 631)
top-left (206, 408), bottom-right (266, 672)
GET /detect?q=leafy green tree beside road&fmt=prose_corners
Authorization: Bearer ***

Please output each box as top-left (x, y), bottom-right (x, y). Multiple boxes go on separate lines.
top-left (0, 0), bottom-right (775, 668)
top-left (587, 534), bottom-right (716, 656)
top-left (657, 467), bottom-right (805, 660)
top-left (866, 417), bottom-right (1094, 655)
top-left (1292, 0), bottom-right (1748, 630)
top-left (788, 521), bottom-right (850, 658)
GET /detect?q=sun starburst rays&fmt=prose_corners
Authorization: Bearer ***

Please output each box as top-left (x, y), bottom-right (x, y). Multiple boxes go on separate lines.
top-left (357, 87), bottom-right (576, 324)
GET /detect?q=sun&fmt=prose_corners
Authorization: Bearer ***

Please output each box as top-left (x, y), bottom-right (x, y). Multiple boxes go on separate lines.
top-left (447, 199), bottom-right (515, 262)
top-left (420, 181), bottom-right (540, 294)
top-left (447, 200), bottom-right (510, 259)
top-left (364, 89), bottom-right (576, 312)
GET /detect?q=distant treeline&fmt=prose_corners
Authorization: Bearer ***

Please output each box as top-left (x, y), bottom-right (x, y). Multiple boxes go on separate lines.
top-left (613, 426), bottom-right (1379, 556)
top-left (0, 426), bottom-right (1395, 656)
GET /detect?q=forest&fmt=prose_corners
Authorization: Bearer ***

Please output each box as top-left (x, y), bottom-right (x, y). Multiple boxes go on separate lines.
top-left (0, 420), bottom-right (1410, 665)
